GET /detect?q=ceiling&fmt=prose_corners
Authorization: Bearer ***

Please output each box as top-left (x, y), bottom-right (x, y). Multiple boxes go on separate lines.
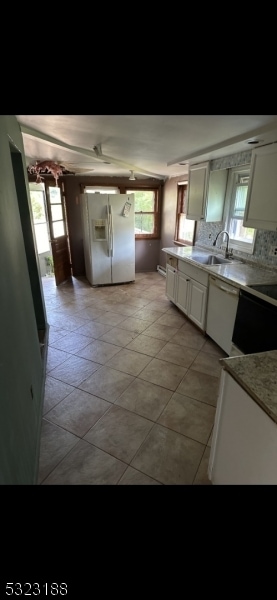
top-left (15, 114), bottom-right (277, 181)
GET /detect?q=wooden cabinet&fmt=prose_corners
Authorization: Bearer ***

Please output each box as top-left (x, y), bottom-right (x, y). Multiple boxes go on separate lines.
top-left (187, 162), bottom-right (227, 222)
top-left (208, 369), bottom-right (277, 484)
top-left (165, 255), bottom-right (208, 330)
top-left (243, 144), bottom-right (277, 231)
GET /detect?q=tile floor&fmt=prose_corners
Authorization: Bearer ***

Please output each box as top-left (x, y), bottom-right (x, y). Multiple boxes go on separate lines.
top-left (38, 271), bottom-right (227, 485)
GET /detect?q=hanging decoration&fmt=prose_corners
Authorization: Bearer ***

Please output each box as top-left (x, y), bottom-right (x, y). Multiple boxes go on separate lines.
top-left (28, 160), bottom-right (66, 186)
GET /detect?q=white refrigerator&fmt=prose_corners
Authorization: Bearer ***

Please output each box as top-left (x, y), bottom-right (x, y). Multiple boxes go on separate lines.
top-left (80, 193), bottom-right (135, 286)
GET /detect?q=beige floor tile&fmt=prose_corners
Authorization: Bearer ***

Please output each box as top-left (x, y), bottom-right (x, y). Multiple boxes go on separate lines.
top-left (84, 405), bottom-right (153, 463)
top-left (50, 332), bottom-right (93, 354)
top-left (201, 338), bottom-right (228, 358)
top-left (75, 321), bottom-right (113, 339)
top-left (193, 447), bottom-right (212, 485)
top-left (93, 311), bottom-right (127, 326)
top-left (46, 347), bottom-right (71, 373)
top-left (142, 323), bottom-right (179, 341)
top-left (190, 351), bottom-right (223, 378)
top-left (46, 388), bottom-right (111, 437)
top-left (46, 313), bottom-right (89, 332)
top-left (134, 308), bottom-right (165, 322)
top-left (118, 466), bottom-right (161, 485)
top-left (43, 439), bottom-right (127, 485)
top-left (48, 326), bottom-right (68, 344)
top-left (51, 303), bottom-right (85, 316)
top-left (99, 304), bottom-right (139, 317)
top-left (155, 312), bottom-right (187, 328)
top-left (38, 419), bottom-right (79, 484)
top-left (79, 366), bottom-right (134, 402)
top-left (170, 328), bottom-right (206, 350)
top-left (155, 342), bottom-right (199, 368)
top-left (48, 354), bottom-right (100, 386)
top-left (105, 348), bottom-right (153, 376)
top-left (116, 316), bottom-right (152, 334)
top-left (99, 327), bottom-right (138, 347)
top-left (43, 376), bottom-right (75, 415)
top-left (176, 369), bottom-right (220, 407)
top-left (115, 378), bottom-right (173, 421)
top-left (158, 392), bottom-right (215, 444)
top-left (138, 358), bottom-right (187, 391)
top-left (125, 333), bottom-right (167, 357)
top-left (125, 297), bottom-right (158, 308)
top-left (40, 273), bottom-right (221, 485)
top-left (77, 339), bottom-right (122, 364)
top-left (145, 299), bottom-right (172, 312)
top-left (131, 423), bottom-right (205, 485)
top-left (139, 290), bottom-right (164, 300)
top-left (74, 306), bottom-right (108, 320)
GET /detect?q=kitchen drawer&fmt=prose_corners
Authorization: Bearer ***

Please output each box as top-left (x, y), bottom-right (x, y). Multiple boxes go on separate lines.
top-left (166, 255), bottom-right (178, 269)
top-left (178, 260), bottom-right (209, 286)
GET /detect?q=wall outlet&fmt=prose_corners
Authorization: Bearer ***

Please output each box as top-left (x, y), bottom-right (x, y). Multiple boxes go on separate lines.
top-left (269, 245), bottom-right (277, 257)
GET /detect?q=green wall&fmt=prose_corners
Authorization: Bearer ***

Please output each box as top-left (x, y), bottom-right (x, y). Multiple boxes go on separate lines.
top-left (0, 116), bottom-right (46, 484)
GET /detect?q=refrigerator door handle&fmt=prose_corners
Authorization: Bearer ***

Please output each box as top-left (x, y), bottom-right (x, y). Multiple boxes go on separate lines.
top-left (109, 204), bottom-right (113, 256)
top-left (107, 205), bottom-right (111, 257)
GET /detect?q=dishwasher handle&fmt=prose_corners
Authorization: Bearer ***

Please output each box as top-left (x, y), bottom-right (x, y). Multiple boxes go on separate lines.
top-left (210, 276), bottom-right (239, 296)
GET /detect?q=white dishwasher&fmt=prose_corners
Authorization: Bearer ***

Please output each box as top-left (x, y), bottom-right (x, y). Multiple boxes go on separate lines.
top-left (206, 275), bottom-right (239, 355)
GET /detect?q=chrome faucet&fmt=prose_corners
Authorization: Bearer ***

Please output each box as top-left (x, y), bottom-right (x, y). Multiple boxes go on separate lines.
top-left (212, 230), bottom-right (233, 258)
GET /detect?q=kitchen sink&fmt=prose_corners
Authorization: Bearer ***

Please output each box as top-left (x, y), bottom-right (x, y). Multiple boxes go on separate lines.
top-left (191, 254), bottom-right (236, 265)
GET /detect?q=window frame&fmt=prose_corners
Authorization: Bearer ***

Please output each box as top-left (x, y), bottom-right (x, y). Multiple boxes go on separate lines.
top-left (174, 181), bottom-right (196, 246)
top-left (224, 166), bottom-right (256, 255)
top-left (126, 187), bottom-right (160, 240)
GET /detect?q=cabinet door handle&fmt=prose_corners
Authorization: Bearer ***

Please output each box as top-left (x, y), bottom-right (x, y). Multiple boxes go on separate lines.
top-left (186, 278), bottom-right (190, 281)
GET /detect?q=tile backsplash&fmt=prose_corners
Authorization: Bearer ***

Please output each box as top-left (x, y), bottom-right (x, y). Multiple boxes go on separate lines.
top-left (196, 224), bottom-right (277, 268)
top-left (195, 150), bottom-right (277, 269)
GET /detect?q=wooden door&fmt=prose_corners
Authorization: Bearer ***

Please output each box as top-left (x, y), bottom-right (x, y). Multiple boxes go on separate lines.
top-left (45, 181), bottom-right (72, 286)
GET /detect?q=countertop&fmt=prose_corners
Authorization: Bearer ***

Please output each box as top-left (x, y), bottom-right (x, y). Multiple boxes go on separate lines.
top-left (220, 351), bottom-right (277, 424)
top-left (162, 246), bottom-right (277, 304)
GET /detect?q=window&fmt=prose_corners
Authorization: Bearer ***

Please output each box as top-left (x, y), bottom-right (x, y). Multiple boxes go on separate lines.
top-left (126, 189), bottom-right (159, 239)
top-left (29, 184), bottom-right (50, 254)
top-left (84, 186), bottom-right (120, 194)
top-left (175, 182), bottom-right (196, 245)
top-left (225, 167), bottom-right (256, 254)
top-left (48, 186), bottom-right (66, 238)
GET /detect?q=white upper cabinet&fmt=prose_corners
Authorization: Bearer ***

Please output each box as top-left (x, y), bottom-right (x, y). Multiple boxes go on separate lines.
top-left (187, 162), bottom-right (227, 222)
top-left (243, 144), bottom-right (277, 231)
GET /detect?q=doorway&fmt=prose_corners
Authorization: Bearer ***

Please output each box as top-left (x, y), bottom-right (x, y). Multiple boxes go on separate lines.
top-left (29, 180), bottom-right (72, 286)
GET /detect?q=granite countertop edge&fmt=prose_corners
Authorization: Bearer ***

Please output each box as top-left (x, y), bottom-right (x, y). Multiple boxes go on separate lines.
top-left (219, 351), bottom-right (277, 425)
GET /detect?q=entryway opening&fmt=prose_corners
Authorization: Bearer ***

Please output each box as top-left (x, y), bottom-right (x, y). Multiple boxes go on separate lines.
top-left (29, 179), bottom-right (72, 287)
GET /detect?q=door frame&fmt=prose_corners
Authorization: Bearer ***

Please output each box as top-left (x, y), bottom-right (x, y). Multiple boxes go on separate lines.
top-left (29, 176), bottom-right (72, 285)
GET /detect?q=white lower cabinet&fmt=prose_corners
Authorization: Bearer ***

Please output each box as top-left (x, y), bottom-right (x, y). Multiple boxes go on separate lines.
top-left (188, 279), bottom-right (207, 329)
top-left (175, 271), bottom-right (190, 314)
top-left (166, 264), bottom-right (177, 303)
top-left (165, 255), bottom-right (208, 330)
top-left (208, 369), bottom-right (277, 485)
